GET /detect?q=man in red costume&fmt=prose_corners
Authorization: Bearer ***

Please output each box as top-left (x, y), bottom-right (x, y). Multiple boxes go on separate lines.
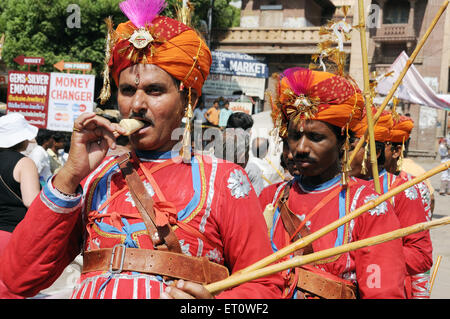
top-left (384, 115), bottom-right (434, 298)
top-left (0, 0), bottom-right (284, 299)
top-left (349, 110), bottom-right (432, 299)
top-left (261, 67), bottom-right (406, 299)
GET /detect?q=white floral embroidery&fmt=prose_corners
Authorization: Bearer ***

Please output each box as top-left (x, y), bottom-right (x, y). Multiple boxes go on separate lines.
top-left (179, 240), bottom-right (192, 256)
top-left (416, 182), bottom-right (432, 219)
top-left (297, 214), bottom-right (311, 229)
top-left (227, 169), bottom-right (251, 199)
top-left (125, 181), bottom-right (155, 206)
top-left (404, 186), bottom-right (419, 201)
top-left (205, 248), bottom-right (223, 263)
top-left (364, 194), bottom-right (388, 216)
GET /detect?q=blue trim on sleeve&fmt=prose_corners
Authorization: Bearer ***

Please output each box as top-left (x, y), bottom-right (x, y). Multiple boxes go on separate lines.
top-left (43, 178), bottom-right (82, 209)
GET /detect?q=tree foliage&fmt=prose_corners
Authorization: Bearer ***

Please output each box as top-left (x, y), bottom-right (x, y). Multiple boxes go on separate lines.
top-left (0, 0), bottom-right (240, 76)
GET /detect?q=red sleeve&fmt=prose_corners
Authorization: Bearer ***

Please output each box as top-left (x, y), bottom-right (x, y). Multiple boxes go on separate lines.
top-left (0, 183), bottom-right (83, 297)
top-left (213, 166), bottom-right (285, 299)
top-left (393, 183), bottom-right (433, 275)
top-left (258, 182), bottom-right (283, 210)
top-left (352, 187), bottom-right (406, 299)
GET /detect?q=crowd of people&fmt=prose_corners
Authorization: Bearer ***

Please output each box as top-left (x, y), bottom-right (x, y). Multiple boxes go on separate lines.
top-left (0, 0), bottom-right (444, 300)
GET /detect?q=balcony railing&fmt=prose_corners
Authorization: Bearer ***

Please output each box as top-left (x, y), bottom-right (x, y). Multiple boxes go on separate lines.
top-left (374, 23), bottom-right (416, 42)
top-left (214, 27), bottom-right (342, 45)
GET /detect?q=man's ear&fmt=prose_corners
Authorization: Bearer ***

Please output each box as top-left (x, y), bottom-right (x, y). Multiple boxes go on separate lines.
top-left (392, 145), bottom-right (402, 159)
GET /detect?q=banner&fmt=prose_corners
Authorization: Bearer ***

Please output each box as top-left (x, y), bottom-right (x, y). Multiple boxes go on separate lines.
top-left (202, 73), bottom-right (266, 99)
top-left (6, 70), bottom-right (50, 128)
top-left (210, 51), bottom-right (268, 78)
top-left (47, 72), bottom-right (95, 132)
top-left (375, 51), bottom-right (450, 110)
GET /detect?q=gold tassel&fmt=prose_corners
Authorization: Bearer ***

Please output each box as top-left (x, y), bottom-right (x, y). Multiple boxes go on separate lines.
top-left (99, 17), bottom-right (115, 105)
top-left (176, 1), bottom-right (193, 27)
top-left (396, 137), bottom-right (405, 172)
top-left (361, 141), bottom-right (369, 175)
top-left (182, 86), bottom-right (193, 162)
top-left (341, 125), bottom-right (351, 187)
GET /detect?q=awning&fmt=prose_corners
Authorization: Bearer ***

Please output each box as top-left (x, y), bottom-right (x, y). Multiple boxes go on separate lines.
top-left (375, 51), bottom-right (450, 111)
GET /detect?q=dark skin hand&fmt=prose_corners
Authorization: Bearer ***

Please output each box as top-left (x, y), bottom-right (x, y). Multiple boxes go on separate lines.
top-left (160, 280), bottom-right (214, 299)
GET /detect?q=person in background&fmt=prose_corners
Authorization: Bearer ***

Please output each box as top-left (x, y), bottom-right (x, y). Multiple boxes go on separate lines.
top-left (218, 100), bottom-right (233, 128)
top-left (246, 137), bottom-right (284, 195)
top-left (57, 133), bottom-right (71, 166)
top-left (438, 137), bottom-right (449, 195)
top-left (0, 113), bottom-right (41, 255)
top-left (226, 112), bottom-right (254, 131)
top-left (192, 99), bottom-right (207, 125)
top-left (384, 117), bottom-right (435, 214)
top-left (47, 132), bottom-right (65, 174)
top-left (350, 111), bottom-right (432, 299)
top-left (215, 128), bottom-right (251, 169)
top-left (204, 100), bottom-right (220, 127)
top-left (28, 129), bottom-right (53, 187)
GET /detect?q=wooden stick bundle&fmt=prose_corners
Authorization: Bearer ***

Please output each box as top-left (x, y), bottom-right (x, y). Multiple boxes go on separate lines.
top-left (429, 255), bottom-right (443, 294)
top-left (205, 216), bottom-right (450, 294)
top-left (233, 160), bottom-right (450, 276)
top-left (358, 0), bottom-right (381, 192)
top-left (348, 0), bottom-right (449, 165)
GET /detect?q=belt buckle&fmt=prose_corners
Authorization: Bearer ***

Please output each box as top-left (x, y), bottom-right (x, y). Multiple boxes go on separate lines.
top-left (109, 243), bottom-right (126, 274)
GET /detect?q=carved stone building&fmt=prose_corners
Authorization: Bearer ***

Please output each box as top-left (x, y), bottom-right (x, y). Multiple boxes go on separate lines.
top-left (212, 0), bottom-right (450, 155)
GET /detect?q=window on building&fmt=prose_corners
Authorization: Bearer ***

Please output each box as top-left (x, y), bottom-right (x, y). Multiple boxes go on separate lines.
top-left (380, 43), bottom-right (407, 64)
top-left (383, 0), bottom-right (410, 24)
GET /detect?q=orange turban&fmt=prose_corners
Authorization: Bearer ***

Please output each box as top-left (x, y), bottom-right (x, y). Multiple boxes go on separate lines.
top-left (100, 0), bottom-right (211, 103)
top-left (273, 67), bottom-right (365, 137)
top-left (389, 115), bottom-right (414, 143)
top-left (351, 108), bottom-right (393, 142)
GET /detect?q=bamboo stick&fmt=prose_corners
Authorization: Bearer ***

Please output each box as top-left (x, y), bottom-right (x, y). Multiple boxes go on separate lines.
top-left (349, 0), bottom-right (449, 165)
top-left (358, 0), bottom-right (381, 193)
top-left (233, 160), bottom-right (450, 276)
top-left (205, 217), bottom-right (450, 294)
top-left (429, 255), bottom-right (442, 294)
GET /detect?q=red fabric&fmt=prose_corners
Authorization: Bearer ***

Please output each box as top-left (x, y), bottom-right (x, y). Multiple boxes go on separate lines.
top-left (362, 172), bottom-right (433, 276)
top-left (0, 230), bottom-right (12, 256)
top-left (270, 177), bottom-right (407, 299)
top-left (0, 155), bottom-right (284, 299)
top-left (360, 171), bottom-right (433, 298)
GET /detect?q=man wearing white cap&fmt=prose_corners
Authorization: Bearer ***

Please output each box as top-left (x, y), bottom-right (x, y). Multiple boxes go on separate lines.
top-left (0, 113), bottom-right (41, 255)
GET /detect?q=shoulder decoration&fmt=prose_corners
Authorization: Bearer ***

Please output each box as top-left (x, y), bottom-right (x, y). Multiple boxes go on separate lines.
top-left (227, 169), bottom-right (251, 199)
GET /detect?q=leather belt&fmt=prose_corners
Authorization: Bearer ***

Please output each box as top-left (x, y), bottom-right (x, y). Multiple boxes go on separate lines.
top-left (297, 267), bottom-right (357, 299)
top-left (82, 245), bottom-right (229, 285)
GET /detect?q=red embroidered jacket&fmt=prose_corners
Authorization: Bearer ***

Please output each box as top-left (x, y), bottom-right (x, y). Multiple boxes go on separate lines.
top-left (0, 151), bottom-right (284, 299)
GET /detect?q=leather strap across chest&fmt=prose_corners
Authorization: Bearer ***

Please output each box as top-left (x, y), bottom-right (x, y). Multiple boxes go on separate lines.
top-left (278, 181), bottom-right (313, 255)
top-left (116, 152), bottom-right (181, 252)
top-left (278, 180), bottom-right (357, 299)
